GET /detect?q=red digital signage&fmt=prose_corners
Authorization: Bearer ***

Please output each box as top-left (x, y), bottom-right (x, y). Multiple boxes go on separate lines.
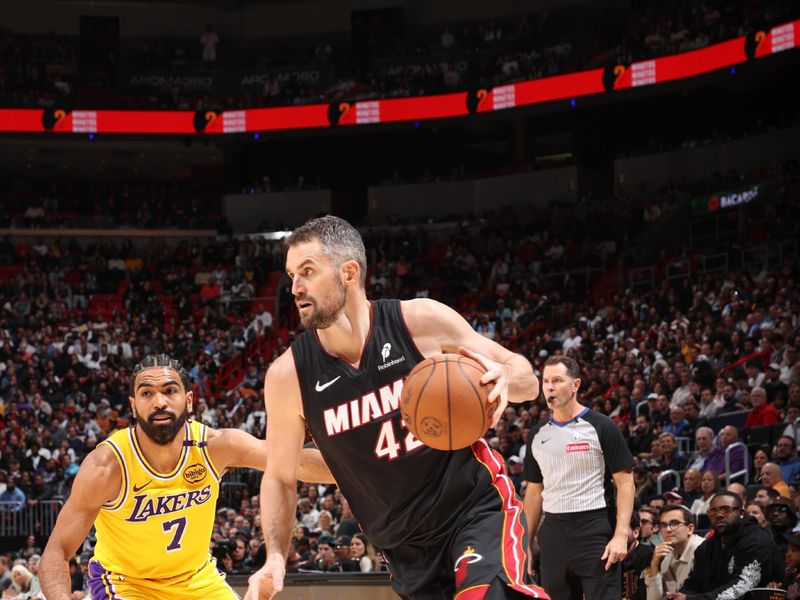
top-left (0, 18), bottom-right (797, 136)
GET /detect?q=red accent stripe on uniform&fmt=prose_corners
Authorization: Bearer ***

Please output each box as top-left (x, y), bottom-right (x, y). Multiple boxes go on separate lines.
top-left (471, 439), bottom-right (551, 600)
top-left (454, 583), bottom-right (489, 600)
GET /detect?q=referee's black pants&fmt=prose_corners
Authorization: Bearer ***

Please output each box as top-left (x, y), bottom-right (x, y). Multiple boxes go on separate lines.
top-left (538, 508), bottom-right (620, 600)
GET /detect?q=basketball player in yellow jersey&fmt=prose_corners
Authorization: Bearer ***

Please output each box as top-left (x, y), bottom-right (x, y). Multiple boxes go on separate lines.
top-left (40, 354), bottom-right (334, 600)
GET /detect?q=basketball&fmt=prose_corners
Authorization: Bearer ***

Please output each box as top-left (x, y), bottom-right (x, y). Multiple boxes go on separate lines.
top-left (400, 354), bottom-right (494, 451)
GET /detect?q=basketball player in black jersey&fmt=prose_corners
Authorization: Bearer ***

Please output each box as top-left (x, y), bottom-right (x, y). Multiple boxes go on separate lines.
top-left (244, 216), bottom-right (549, 600)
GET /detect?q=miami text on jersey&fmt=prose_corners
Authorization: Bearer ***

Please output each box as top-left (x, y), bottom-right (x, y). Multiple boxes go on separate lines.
top-left (323, 378), bottom-right (404, 436)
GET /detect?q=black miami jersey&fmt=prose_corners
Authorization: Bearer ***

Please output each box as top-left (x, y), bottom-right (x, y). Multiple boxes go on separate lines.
top-left (292, 299), bottom-right (494, 550)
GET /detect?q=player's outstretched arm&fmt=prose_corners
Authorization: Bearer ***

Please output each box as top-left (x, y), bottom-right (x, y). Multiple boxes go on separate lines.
top-left (245, 349), bottom-right (306, 600)
top-left (402, 298), bottom-right (539, 424)
top-left (208, 428), bottom-right (335, 483)
top-left (40, 446), bottom-right (121, 600)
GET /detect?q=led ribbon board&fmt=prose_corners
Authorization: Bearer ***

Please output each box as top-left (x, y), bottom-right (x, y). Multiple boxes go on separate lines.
top-left (0, 19), bottom-right (797, 135)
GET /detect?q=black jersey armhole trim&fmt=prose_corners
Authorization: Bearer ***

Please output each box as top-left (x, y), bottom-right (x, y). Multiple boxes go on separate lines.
top-left (397, 300), bottom-right (426, 363)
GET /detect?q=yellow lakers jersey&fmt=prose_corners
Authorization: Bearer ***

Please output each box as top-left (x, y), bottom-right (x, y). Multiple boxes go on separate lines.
top-left (93, 419), bottom-right (221, 579)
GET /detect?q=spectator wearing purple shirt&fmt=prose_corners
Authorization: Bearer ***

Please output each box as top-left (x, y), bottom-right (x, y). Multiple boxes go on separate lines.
top-left (703, 426), bottom-right (750, 484)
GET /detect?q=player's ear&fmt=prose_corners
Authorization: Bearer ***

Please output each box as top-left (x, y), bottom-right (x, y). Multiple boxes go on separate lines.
top-left (186, 390), bottom-right (194, 414)
top-left (341, 260), bottom-right (360, 286)
top-left (573, 377), bottom-right (581, 392)
top-left (128, 395), bottom-right (136, 418)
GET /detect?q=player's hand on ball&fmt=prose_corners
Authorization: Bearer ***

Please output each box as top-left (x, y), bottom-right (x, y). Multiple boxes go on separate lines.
top-left (244, 553), bottom-right (284, 600)
top-left (458, 346), bottom-right (509, 427)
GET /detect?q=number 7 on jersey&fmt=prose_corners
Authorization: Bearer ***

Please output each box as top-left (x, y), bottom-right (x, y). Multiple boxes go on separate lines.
top-left (163, 516), bottom-right (187, 552)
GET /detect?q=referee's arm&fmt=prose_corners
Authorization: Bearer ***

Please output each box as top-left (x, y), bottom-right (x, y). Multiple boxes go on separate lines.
top-left (602, 468), bottom-right (635, 570)
top-left (523, 482), bottom-right (544, 575)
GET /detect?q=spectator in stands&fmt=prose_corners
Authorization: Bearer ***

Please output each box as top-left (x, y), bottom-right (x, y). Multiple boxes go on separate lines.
top-left (9, 564), bottom-right (41, 599)
top-left (726, 483), bottom-right (747, 508)
top-left (507, 454), bottom-right (525, 493)
top-left (663, 405), bottom-right (689, 438)
top-left (717, 382), bottom-right (743, 413)
top-left (621, 511), bottom-right (652, 600)
top-left (680, 469), bottom-right (702, 508)
top-left (651, 394), bottom-right (671, 430)
top-left (243, 539), bottom-right (263, 571)
top-left (697, 387), bottom-right (720, 420)
top-left (629, 414), bottom-right (655, 459)
top-left (332, 535), bottom-right (351, 566)
top-left (782, 532), bottom-right (800, 599)
top-left (676, 492), bottom-right (783, 599)
top-left (17, 536), bottom-right (41, 560)
top-left (746, 501), bottom-right (769, 529)
top-left (639, 507), bottom-right (662, 546)
top-left (302, 533), bottom-right (342, 572)
top-left (746, 360), bottom-right (766, 389)
top-left (755, 486), bottom-right (781, 506)
top-left (753, 447), bottom-right (771, 483)
top-left (231, 537), bottom-right (248, 571)
top-left (0, 478), bottom-right (25, 512)
top-left (773, 436), bottom-right (800, 484)
top-left (762, 462), bottom-right (792, 499)
top-left (0, 556), bottom-right (11, 593)
top-left (656, 432), bottom-right (688, 471)
top-left (745, 386), bottom-right (781, 429)
top-left (766, 363), bottom-right (790, 403)
top-left (645, 504), bottom-right (704, 599)
top-left (334, 497), bottom-right (358, 537)
top-left (767, 496), bottom-right (798, 555)
top-left (690, 470), bottom-right (720, 518)
top-left (296, 498), bottom-right (319, 530)
top-left (347, 533), bottom-right (377, 573)
top-left (703, 425), bottom-right (749, 482)
top-left (313, 510), bottom-right (335, 535)
top-left (686, 427), bottom-right (720, 472)
top-left (670, 369), bottom-right (694, 407)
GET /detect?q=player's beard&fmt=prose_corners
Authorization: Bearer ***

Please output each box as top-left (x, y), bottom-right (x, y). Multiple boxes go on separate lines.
top-left (299, 278), bottom-right (346, 330)
top-left (137, 405), bottom-right (189, 446)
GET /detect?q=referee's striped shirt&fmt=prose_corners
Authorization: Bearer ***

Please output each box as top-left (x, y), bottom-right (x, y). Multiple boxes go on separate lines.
top-left (524, 407), bottom-right (634, 514)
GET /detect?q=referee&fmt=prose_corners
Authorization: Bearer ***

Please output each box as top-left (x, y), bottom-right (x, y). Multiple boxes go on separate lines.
top-left (523, 356), bottom-right (634, 599)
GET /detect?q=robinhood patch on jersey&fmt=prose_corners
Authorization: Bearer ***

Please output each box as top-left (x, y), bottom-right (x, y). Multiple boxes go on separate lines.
top-left (183, 463), bottom-right (207, 484)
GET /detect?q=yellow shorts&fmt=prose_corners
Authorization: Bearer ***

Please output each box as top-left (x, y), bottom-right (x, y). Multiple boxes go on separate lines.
top-left (88, 557), bottom-right (239, 600)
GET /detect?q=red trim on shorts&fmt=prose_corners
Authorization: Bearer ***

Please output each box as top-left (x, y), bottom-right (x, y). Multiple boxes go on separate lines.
top-left (471, 439), bottom-right (551, 600)
top-left (454, 583), bottom-right (490, 600)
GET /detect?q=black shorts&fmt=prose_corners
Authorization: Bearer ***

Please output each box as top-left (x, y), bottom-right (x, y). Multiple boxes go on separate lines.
top-left (537, 508), bottom-right (620, 600)
top-left (381, 472), bottom-right (548, 600)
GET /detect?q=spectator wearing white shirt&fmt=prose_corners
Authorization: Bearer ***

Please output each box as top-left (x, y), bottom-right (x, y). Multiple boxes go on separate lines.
top-left (645, 504), bottom-right (704, 600)
top-left (562, 326), bottom-right (582, 352)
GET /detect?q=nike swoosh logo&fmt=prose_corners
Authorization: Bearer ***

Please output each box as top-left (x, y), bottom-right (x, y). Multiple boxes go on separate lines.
top-left (315, 376), bottom-right (341, 392)
top-left (132, 480), bottom-right (152, 492)
top-left (540, 438), bottom-right (550, 444)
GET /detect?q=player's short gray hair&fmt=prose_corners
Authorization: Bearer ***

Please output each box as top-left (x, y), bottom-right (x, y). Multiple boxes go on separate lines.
top-left (285, 215), bottom-right (367, 287)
